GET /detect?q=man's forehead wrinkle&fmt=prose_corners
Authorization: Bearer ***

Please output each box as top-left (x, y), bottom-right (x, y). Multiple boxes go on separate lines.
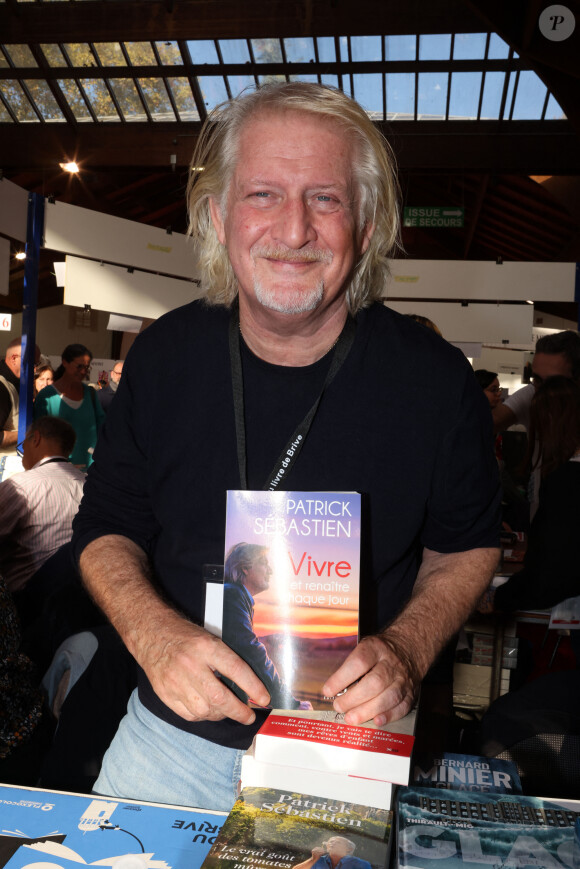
top-left (236, 173), bottom-right (350, 193)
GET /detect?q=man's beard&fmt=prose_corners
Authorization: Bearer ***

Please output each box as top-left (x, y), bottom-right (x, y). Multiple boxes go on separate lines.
top-left (251, 245), bottom-right (330, 315)
top-left (254, 278), bottom-right (324, 315)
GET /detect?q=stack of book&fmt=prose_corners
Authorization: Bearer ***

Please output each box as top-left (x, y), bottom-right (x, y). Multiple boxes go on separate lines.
top-left (241, 708), bottom-right (416, 811)
top-left (217, 490), bottom-right (415, 812)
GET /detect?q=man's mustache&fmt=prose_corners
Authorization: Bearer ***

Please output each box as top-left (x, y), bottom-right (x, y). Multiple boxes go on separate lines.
top-left (251, 246), bottom-right (333, 264)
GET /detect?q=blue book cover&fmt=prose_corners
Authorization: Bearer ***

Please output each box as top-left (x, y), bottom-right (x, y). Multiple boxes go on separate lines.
top-left (397, 786), bottom-right (580, 869)
top-left (0, 784), bottom-right (224, 869)
top-left (411, 752), bottom-right (522, 793)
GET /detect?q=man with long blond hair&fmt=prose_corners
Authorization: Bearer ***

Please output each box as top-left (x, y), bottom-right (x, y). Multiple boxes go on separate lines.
top-left (73, 82), bottom-right (500, 811)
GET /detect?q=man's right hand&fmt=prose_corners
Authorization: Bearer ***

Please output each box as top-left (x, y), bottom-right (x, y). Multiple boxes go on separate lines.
top-left (79, 535), bottom-right (271, 725)
top-left (138, 613), bottom-right (271, 724)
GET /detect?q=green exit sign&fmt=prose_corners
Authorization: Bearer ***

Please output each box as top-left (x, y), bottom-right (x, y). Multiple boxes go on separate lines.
top-left (403, 207), bottom-right (464, 228)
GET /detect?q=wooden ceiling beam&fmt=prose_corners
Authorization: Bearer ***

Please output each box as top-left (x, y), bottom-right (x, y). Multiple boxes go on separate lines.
top-left (0, 0), bottom-right (484, 44)
top-left (2, 122), bottom-right (578, 173)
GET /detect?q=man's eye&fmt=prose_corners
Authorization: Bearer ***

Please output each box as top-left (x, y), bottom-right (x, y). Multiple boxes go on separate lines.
top-left (316, 195), bottom-right (333, 202)
top-left (253, 191), bottom-right (270, 198)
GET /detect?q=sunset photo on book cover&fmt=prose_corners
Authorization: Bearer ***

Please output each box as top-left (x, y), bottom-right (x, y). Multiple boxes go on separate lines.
top-left (222, 490), bottom-right (361, 709)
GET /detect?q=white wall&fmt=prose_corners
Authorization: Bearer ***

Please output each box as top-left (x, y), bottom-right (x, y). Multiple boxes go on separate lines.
top-left (2, 304), bottom-right (113, 360)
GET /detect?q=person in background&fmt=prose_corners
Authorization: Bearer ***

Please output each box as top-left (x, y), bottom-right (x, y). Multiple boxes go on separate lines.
top-left (405, 313), bottom-right (443, 337)
top-left (34, 363), bottom-right (54, 398)
top-left (479, 377), bottom-right (580, 620)
top-left (72, 82), bottom-right (500, 811)
top-left (0, 336), bottom-right (41, 457)
top-left (474, 367), bottom-right (529, 533)
top-left (34, 343), bottom-right (105, 470)
top-left (493, 331), bottom-right (580, 434)
top-left (492, 331), bottom-right (580, 520)
top-left (97, 360), bottom-right (123, 413)
top-left (0, 416), bottom-right (86, 598)
top-left (474, 369), bottom-right (503, 411)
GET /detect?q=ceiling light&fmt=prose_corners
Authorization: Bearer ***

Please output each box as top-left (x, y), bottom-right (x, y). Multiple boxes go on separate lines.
top-left (59, 161), bottom-right (79, 173)
top-left (15, 251), bottom-right (26, 260)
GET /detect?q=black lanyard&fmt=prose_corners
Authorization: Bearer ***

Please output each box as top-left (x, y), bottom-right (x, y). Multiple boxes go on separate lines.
top-left (229, 300), bottom-right (356, 491)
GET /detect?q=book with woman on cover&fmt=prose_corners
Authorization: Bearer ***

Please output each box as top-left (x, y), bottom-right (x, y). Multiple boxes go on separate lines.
top-left (201, 787), bottom-right (392, 869)
top-left (222, 490), bottom-right (361, 710)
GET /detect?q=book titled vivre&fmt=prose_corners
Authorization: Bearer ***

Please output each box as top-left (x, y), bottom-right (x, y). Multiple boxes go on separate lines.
top-left (222, 490), bottom-right (361, 709)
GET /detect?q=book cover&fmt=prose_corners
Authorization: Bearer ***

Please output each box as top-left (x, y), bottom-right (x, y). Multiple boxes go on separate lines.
top-left (0, 783), bottom-right (224, 869)
top-left (254, 713), bottom-right (415, 786)
top-left (222, 490), bottom-right (361, 709)
top-left (397, 786), bottom-right (580, 869)
top-left (201, 787), bottom-right (392, 869)
top-left (241, 750), bottom-right (394, 811)
top-left (411, 752), bottom-right (522, 793)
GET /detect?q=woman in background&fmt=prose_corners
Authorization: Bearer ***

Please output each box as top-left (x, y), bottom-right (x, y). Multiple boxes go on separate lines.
top-left (34, 343), bottom-right (105, 470)
top-left (33, 363), bottom-right (54, 398)
top-left (474, 369), bottom-right (503, 411)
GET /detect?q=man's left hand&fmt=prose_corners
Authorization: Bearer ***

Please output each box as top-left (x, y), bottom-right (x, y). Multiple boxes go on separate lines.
top-left (321, 634), bottom-right (419, 726)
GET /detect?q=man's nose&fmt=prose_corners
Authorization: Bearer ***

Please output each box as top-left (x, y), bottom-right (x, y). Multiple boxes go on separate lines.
top-left (272, 197), bottom-right (317, 248)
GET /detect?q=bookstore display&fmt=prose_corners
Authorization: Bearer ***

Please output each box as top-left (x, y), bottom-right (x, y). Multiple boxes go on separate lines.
top-left (222, 490), bottom-right (361, 709)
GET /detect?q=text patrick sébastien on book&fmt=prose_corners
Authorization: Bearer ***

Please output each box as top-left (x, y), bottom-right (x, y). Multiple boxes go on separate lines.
top-left (207, 796), bottom-right (366, 869)
top-left (257, 792), bottom-right (364, 824)
top-left (254, 496), bottom-right (355, 605)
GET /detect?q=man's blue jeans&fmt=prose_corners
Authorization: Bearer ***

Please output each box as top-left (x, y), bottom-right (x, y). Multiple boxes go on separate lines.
top-left (94, 689), bottom-right (244, 812)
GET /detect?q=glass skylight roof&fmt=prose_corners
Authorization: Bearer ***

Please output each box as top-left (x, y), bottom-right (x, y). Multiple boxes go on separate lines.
top-left (0, 32), bottom-right (567, 125)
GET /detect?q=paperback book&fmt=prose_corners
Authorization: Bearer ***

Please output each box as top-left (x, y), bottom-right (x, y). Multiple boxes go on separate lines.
top-left (222, 490), bottom-right (361, 709)
top-left (411, 752), bottom-right (522, 793)
top-left (397, 786), bottom-right (580, 869)
top-left (253, 710), bottom-right (415, 786)
top-left (201, 786), bottom-right (393, 869)
top-left (241, 748), bottom-right (394, 811)
top-left (0, 783), bottom-right (224, 869)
